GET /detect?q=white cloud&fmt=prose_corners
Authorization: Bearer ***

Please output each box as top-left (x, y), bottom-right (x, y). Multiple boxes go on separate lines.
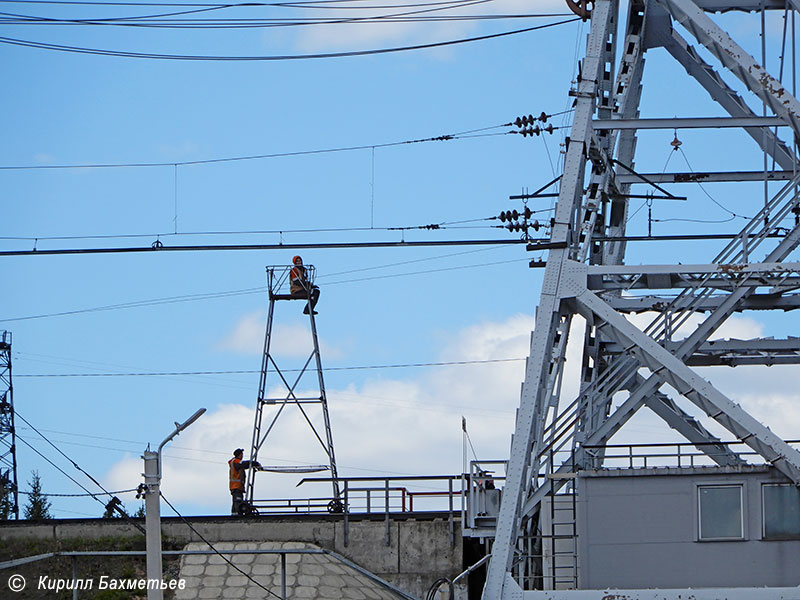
top-left (626, 311), bottom-right (764, 342)
top-left (218, 310), bottom-right (342, 359)
top-left (157, 141), bottom-right (202, 162)
top-left (34, 153), bottom-right (56, 164)
top-left (105, 404), bottom-right (254, 510)
top-left (286, 0), bottom-right (570, 52)
top-left (106, 311), bottom-right (799, 515)
top-left (106, 314), bottom-right (532, 513)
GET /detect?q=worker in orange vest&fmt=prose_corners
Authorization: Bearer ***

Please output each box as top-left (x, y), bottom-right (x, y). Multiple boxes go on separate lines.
top-left (228, 448), bottom-right (260, 516)
top-left (289, 255), bottom-right (320, 315)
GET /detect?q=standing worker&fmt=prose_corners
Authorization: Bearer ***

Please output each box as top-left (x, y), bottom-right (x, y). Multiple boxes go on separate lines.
top-left (228, 448), bottom-right (260, 516)
top-left (289, 255), bottom-right (321, 315)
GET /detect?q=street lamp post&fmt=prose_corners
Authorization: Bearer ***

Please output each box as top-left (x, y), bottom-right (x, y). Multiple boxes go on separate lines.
top-left (142, 408), bottom-right (206, 600)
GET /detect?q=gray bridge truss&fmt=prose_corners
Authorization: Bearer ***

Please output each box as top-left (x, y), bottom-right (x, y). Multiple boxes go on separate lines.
top-left (482, 0), bottom-right (800, 597)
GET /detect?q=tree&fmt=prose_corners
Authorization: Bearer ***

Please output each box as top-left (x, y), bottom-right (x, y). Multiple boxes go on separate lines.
top-left (23, 470), bottom-right (52, 520)
top-left (0, 483), bottom-right (12, 520)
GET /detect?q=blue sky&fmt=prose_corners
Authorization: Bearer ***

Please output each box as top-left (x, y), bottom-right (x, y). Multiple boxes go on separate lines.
top-left (2, 1), bottom-right (797, 518)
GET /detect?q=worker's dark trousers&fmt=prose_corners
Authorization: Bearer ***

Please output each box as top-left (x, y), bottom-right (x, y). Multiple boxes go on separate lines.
top-left (291, 287), bottom-right (320, 313)
top-left (231, 490), bottom-right (244, 515)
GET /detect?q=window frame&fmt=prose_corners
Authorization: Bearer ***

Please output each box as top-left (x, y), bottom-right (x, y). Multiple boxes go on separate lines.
top-left (696, 483), bottom-right (745, 542)
top-left (761, 483), bottom-right (800, 541)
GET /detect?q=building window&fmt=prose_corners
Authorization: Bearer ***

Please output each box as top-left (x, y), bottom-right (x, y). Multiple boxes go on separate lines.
top-left (763, 484), bottom-right (800, 540)
top-left (698, 485), bottom-right (743, 540)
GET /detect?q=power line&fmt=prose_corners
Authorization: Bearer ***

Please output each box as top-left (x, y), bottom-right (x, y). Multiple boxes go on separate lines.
top-left (15, 434), bottom-right (145, 527)
top-left (0, 0), bottom-right (504, 7)
top-left (15, 357), bottom-right (526, 377)
top-left (0, 14), bottom-right (569, 27)
top-left (1, 255), bottom-right (529, 334)
top-left (159, 491), bottom-right (282, 599)
top-left (0, 17), bottom-right (580, 60)
top-left (0, 237), bottom-right (527, 257)
top-left (15, 411), bottom-right (133, 504)
top-left (3, 228), bottom-right (785, 258)
top-left (0, 125), bottom-right (511, 170)
top-left (0, 0), bottom-right (500, 30)
top-left (0, 220), bottom-right (498, 242)
top-left (0, 286), bottom-right (264, 321)
top-left (18, 487), bottom-right (139, 497)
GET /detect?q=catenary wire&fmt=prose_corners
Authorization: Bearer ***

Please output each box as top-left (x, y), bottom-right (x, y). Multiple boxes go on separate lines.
top-left (0, 17), bottom-right (580, 60)
top-left (677, 146), bottom-right (749, 220)
top-left (18, 487), bottom-right (139, 497)
top-left (0, 0), bottom-right (504, 29)
top-left (2, 223), bottom-right (502, 242)
top-left (0, 123), bottom-right (513, 170)
top-left (15, 411), bottom-right (142, 514)
top-left (0, 251), bottom-right (526, 321)
top-left (0, 3), bottom-right (571, 28)
top-left (0, 13), bottom-right (567, 27)
top-left (14, 433), bottom-right (145, 524)
top-left (16, 357), bottom-right (526, 377)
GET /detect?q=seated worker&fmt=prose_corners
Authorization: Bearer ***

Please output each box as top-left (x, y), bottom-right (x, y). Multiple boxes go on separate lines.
top-left (289, 255), bottom-right (320, 315)
top-left (228, 448), bottom-right (260, 516)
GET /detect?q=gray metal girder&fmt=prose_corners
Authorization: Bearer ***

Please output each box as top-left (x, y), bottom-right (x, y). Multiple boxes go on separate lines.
top-left (593, 116), bottom-right (786, 129)
top-left (606, 292), bottom-right (800, 312)
top-left (616, 170), bottom-right (796, 184)
top-left (657, 28), bottom-right (797, 170)
top-left (575, 287), bottom-right (800, 483)
top-left (587, 262), bottom-right (800, 291)
top-left (643, 388), bottom-right (746, 465)
top-left (694, 0), bottom-right (787, 9)
top-left (659, 0), bottom-right (800, 140)
top-left (601, 337), bottom-right (800, 365)
top-left (685, 337), bottom-right (800, 365)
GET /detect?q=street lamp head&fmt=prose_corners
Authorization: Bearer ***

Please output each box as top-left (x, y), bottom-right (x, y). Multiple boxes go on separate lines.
top-left (177, 408), bottom-right (207, 434)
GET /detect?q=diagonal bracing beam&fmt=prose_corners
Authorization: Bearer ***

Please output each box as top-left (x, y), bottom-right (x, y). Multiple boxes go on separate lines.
top-left (575, 287), bottom-right (800, 483)
top-left (659, 0), bottom-right (800, 140)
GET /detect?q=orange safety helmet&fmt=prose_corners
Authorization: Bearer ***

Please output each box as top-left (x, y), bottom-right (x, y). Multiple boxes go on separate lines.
top-left (292, 255), bottom-right (303, 265)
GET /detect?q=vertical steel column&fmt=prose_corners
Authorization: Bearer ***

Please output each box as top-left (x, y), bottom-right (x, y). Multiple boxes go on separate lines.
top-left (247, 269), bottom-right (277, 504)
top-left (482, 3), bottom-right (617, 597)
top-left (308, 309), bottom-right (341, 502)
top-left (281, 553), bottom-right (287, 600)
top-left (0, 331), bottom-right (18, 520)
top-left (72, 556), bottom-right (79, 600)
top-left (385, 479), bottom-right (391, 546)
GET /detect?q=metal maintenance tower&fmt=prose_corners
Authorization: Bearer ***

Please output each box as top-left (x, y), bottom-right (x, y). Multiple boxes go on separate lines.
top-left (246, 265), bottom-right (342, 511)
top-left (482, 0), bottom-right (800, 597)
top-left (0, 331), bottom-right (18, 520)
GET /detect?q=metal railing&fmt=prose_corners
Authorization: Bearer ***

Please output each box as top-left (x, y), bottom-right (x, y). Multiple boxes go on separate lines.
top-left (257, 474), bottom-right (463, 547)
top-left (582, 439), bottom-right (800, 470)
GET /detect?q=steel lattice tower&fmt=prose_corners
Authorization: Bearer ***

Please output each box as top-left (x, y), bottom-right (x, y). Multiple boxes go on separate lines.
top-left (246, 265), bottom-right (342, 512)
top-left (481, 0), bottom-right (800, 597)
top-left (0, 331), bottom-right (19, 520)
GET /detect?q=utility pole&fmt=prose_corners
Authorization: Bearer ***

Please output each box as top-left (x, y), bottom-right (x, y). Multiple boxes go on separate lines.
top-left (142, 408), bottom-right (206, 600)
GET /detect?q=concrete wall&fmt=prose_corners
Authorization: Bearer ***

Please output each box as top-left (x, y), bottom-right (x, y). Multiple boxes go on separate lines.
top-left (576, 465), bottom-right (800, 589)
top-left (0, 513), bottom-right (464, 598)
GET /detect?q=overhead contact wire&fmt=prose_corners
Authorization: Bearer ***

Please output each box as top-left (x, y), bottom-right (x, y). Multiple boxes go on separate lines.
top-left (0, 17), bottom-right (580, 61)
